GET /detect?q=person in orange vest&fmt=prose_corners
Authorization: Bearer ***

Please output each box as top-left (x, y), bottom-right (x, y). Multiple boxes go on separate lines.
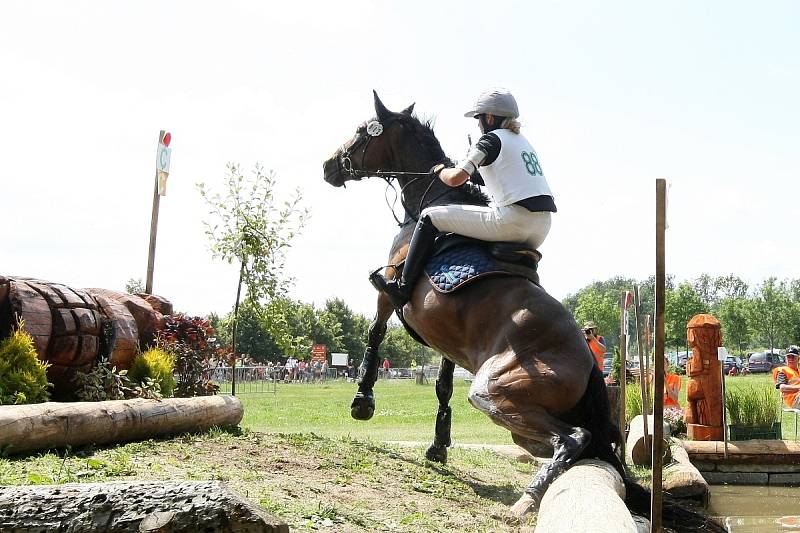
top-left (664, 357), bottom-right (682, 410)
top-left (583, 321), bottom-right (606, 368)
top-left (773, 347), bottom-right (800, 409)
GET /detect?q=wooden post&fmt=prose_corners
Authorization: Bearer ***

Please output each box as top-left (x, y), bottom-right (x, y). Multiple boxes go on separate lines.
top-left (644, 314), bottom-right (652, 409)
top-left (619, 293), bottom-right (627, 462)
top-left (652, 179), bottom-right (667, 532)
top-left (721, 359), bottom-right (729, 459)
top-left (634, 285), bottom-right (651, 460)
top-left (145, 130), bottom-right (165, 294)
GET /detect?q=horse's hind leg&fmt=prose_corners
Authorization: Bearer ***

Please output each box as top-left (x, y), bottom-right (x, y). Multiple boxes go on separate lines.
top-left (351, 296), bottom-right (394, 420)
top-left (425, 357), bottom-right (455, 463)
top-left (468, 358), bottom-right (590, 515)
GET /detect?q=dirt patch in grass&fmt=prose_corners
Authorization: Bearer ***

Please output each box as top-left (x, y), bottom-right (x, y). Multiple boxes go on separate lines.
top-left (0, 429), bottom-right (536, 532)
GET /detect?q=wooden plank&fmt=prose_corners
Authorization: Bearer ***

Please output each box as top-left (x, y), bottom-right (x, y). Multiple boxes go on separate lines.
top-left (92, 293), bottom-right (139, 370)
top-left (50, 284), bottom-right (89, 308)
top-left (72, 308), bottom-right (101, 335)
top-left (75, 335), bottom-right (99, 366)
top-left (652, 178), bottom-right (667, 532)
top-left (9, 280), bottom-right (51, 357)
top-left (47, 336), bottom-right (79, 365)
top-left (51, 308), bottom-right (77, 336)
top-left (23, 280), bottom-right (65, 307)
top-left (683, 440), bottom-right (800, 454)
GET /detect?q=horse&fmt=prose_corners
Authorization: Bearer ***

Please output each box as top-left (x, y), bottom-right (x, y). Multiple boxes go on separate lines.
top-left (322, 91), bottom-right (724, 531)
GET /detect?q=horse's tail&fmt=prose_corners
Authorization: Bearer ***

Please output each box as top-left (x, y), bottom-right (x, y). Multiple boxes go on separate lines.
top-left (577, 365), bottom-right (726, 532)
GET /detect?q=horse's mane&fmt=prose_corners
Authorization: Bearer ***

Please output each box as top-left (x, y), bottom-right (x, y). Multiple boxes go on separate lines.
top-left (398, 112), bottom-right (489, 206)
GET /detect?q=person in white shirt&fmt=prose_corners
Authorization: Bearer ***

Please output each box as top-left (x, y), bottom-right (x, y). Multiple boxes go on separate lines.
top-left (371, 87), bottom-right (556, 308)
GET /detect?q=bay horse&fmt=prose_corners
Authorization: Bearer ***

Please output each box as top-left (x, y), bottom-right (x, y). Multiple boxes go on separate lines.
top-left (322, 91), bottom-right (724, 531)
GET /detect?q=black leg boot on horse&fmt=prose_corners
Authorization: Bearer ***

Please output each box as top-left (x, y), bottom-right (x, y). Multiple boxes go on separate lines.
top-left (425, 358), bottom-right (455, 463)
top-left (370, 215), bottom-right (438, 308)
top-left (351, 318), bottom-right (387, 420)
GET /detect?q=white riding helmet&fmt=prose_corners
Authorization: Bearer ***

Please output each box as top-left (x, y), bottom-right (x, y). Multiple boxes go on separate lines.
top-left (464, 87), bottom-right (519, 119)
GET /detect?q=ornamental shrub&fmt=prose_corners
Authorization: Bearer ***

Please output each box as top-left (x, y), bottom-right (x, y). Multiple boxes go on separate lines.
top-left (0, 326), bottom-right (52, 405)
top-left (128, 348), bottom-right (176, 397)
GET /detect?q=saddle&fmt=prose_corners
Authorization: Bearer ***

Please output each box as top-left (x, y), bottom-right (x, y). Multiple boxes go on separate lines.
top-left (393, 234), bottom-right (542, 346)
top-left (424, 233), bottom-right (541, 291)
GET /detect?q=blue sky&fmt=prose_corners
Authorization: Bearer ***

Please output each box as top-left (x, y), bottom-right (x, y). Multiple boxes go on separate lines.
top-left (1, 1), bottom-right (798, 318)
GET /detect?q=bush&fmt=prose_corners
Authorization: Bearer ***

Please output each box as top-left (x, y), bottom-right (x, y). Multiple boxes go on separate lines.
top-left (625, 382), bottom-right (652, 423)
top-left (726, 384), bottom-right (780, 427)
top-left (157, 314), bottom-right (220, 397)
top-left (129, 348), bottom-right (176, 397)
top-left (73, 358), bottom-right (129, 401)
top-left (0, 326), bottom-right (51, 405)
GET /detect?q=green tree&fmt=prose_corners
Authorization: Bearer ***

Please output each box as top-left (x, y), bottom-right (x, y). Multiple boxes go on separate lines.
top-left (380, 325), bottom-right (437, 368)
top-left (125, 278), bottom-right (145, 295)
top-left (324, 298), bottom-right (368, 359)
top-left (748, 277), bottom-right (793, 353)
top-left (715, 274), bottom-right (749, 302)
top-left (717, 298), bottom-right (750, 355)
top-left (573, 287), bottom-right (619, 349)
top-left (198, 164), bottom-right (308, 377)
top-left (221, 300), bottom-right (281, 362)
top-left (665, 283), bottom-right (708, 353)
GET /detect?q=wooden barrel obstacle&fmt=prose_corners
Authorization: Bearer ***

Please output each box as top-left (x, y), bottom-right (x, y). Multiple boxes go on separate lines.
top-left (0, 396), bottom-right (243, 455)
top-left (0, 276), bottom-right (171, 398)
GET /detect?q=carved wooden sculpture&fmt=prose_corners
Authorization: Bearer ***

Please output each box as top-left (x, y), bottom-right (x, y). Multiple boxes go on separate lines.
top-left (685, 314), bottom-right (724, 440)
top-left (0, 276), bottom-right (171, 399)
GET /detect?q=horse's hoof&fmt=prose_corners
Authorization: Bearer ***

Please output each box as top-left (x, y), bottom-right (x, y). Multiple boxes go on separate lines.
top-left (425, 444), bottom-right (448, 464)
top-left (350, 392), bottom-right (375, 420)
top-left (511, 492), bottom-right (540, 518)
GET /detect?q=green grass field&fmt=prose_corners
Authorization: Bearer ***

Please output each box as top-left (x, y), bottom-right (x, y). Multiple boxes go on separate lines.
top-left (234, 379), bottom-right (514, 444)
top-left (232, 372), bottom-right (800, 442)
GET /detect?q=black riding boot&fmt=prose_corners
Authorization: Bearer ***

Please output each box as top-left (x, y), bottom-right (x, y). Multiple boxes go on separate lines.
top-left (370, 215), bottom-right (438, 308)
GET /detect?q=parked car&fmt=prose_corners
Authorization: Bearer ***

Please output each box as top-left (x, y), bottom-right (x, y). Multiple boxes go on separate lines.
top-left (722, 356), bottom-right (743, 374)
top-left (747, 351), bottom-right (785, 373)
top-left (602, 356), bottom-right (613, 377)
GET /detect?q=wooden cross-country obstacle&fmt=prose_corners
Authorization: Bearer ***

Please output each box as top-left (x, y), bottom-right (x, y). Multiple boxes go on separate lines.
top-left (0, 395), bottom-right (243, 456)
top-left (0, 275), bottom-right (171, 398)
top-left (0, 481), bottom-right (287, 532)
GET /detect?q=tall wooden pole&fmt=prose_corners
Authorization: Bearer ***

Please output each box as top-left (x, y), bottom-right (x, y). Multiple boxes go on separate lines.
top-left (651, 179), bottom-right (667, 532)
top-left (645, 314), bottom-right (652, 402)
top-left (145, 130), bottom-right (165, 294)
top-left (634, 285), bottom-right (651, 460)
top-left (619, 293), bottom-right (627, 462)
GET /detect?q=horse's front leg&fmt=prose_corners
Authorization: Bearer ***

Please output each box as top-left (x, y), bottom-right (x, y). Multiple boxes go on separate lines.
top-left (350, 295), bottom-right (395, 420)
top-left (425, 357), bottom-right (455, 463)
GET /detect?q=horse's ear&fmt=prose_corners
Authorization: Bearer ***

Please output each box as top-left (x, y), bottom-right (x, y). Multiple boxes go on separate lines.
top-left (373, 90), bottom-right (391, 121)
top-left (401, 103), bottom-right (415, 116)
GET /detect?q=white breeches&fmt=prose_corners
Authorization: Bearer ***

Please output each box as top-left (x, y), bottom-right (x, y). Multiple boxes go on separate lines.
top-left (422, 203), bottom-right (552, 249)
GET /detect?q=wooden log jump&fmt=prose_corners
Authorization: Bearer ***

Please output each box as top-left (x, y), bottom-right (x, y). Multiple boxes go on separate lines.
top-left (663, 441), bottom-right (709, 499)
top-left (0, 395), bottom-right (243, 455)
top-left (535, 459), bottom-right (648, 533)
top-left (625, 414), bottom-right (671, 466)
top-left (0, 481), bottom-right (287, 532)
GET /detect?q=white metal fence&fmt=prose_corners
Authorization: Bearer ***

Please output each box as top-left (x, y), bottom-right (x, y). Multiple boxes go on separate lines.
top-left (211, 364), bottom-right (466, 394)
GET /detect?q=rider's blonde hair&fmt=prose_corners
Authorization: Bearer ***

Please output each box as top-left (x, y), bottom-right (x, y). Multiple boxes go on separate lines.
top-left (500, 117), bottom-right (521, 134)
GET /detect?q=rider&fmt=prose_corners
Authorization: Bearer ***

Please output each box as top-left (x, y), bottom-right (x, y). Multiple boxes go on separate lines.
top-left (370, 87), bottom-right (557, 308)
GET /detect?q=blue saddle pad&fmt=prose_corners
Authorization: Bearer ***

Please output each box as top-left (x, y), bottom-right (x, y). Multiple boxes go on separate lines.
top-left (425, 244), bottom-right (510, 293)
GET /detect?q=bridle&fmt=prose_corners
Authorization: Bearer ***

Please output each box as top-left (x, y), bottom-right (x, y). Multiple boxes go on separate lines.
top-left (337, 118), bottom-right (452, 226)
